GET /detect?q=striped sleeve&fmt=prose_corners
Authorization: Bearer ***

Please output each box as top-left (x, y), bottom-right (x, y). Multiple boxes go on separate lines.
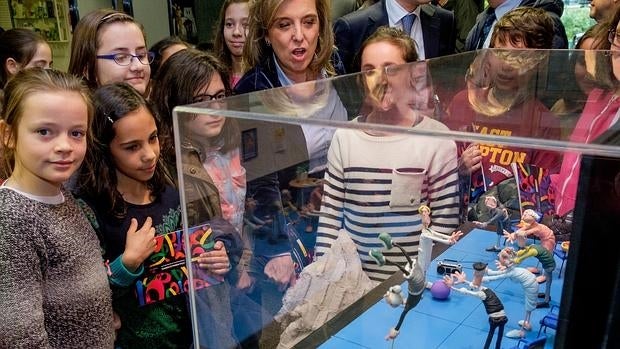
top-left (315, 132), bottom-right (345, 258)
top-left (427, 139), bottom-right (460, 234)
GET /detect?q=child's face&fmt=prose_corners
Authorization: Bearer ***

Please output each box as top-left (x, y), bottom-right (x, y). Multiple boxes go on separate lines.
top-left (96, 22), bottom-right (151, 95)
top-left (10, 91), bottom-right (88, 195)
top-left (223, 2), bottom-right (249, 58)
top-left (23, 42), bottom-right (53, 70)
top-left (187, 73), bottom-right (227, 140)
top-left (360, 41), bottom-right (413, 116)
top-left (109, 106), bottom-right (160, 186)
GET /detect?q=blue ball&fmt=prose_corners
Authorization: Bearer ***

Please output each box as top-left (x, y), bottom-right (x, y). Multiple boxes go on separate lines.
top-left (430, 280), bottom-right (451, 300)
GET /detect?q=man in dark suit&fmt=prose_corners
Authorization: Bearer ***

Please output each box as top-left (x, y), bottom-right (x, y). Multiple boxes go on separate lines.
top-left (334, 0), bottom-right (456, 73)
top-left (464, 0), bottom-right (567, 51)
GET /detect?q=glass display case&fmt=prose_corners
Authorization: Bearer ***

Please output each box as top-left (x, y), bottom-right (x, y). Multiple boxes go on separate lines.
top-left (171, 49), bottom-right (620, 349)
top-left (10, 0), bottom-right (70, 42)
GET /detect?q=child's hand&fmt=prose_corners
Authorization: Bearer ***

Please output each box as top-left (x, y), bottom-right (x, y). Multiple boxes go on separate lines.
top-left (264, 254), bottom-right (296, 292)
top-left (122, 217), bottom-right (156, 272)
top-left (112, 311), bottom-right (121, 339)
top-left (197, 241), bottom-right (230, 276)
top-left (458, 144), bottom-right (482, 175)
top-left (236, 269), bottom-right (255, 292)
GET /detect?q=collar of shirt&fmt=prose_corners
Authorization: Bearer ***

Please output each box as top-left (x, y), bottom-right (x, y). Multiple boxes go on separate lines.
top-left (482, 0), bottom-right (520, 49)
top-left (386, 0), bottom-right (424, 59)
top-left (386, 0), bottom-right (421, 28)
top-left (273, 52), bottom-right (327, 87)
top-left (494, 0), bottom-right (521, 19)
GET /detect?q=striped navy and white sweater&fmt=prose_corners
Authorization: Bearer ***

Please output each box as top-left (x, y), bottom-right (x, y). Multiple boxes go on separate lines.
top-left (316, 116), bottom-right (460, 281)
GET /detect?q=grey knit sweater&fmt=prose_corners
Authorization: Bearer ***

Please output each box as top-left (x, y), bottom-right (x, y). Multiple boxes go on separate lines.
top-left (0, 188), bottom-right (115, 348)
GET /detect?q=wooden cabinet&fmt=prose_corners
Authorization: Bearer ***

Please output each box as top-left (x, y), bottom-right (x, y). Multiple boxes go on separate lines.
top-left (10, 0), bottom-right (69, 42)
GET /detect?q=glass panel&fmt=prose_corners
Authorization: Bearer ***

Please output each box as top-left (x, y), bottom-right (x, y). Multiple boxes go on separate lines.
top-left (172, 49), bottom-right (620, 348)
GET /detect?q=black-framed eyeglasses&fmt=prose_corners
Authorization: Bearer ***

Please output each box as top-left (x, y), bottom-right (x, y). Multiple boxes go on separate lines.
top-left (608, 29), bottom-right (620, 47)
top-left (192, 91), bottom-right (230, 103)
top-left (96, 51), bottom-right (155, 66)
top-left (362, 64), bottom-right (407, 78)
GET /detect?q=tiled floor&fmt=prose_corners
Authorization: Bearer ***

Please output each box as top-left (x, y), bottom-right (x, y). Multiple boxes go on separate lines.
top-left (319, 229), bottom-right (563, 349)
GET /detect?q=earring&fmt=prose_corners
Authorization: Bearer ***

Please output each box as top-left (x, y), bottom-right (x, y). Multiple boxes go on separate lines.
top-left (266, 39), bottom-right (271, 46)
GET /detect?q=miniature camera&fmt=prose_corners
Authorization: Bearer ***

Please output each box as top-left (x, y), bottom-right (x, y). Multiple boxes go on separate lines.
top-left (436, 260), bottom-right (463, 275)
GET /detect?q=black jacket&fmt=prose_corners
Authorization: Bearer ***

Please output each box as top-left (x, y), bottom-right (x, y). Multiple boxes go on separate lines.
top-left (464, 0), bottom-right (568, 51)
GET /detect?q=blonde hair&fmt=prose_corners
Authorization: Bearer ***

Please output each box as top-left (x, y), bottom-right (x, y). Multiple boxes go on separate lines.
top-left (418, 204), bottom-right (431, 215)
top-left (243, 0), bottom-right (335, 77)
top-left (0, 68), bottom-right (92, 178)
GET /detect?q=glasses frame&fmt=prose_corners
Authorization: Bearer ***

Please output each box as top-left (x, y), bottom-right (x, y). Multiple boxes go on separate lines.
top-left (96, 51), bottom-right (155, 66)
top-left (192, 91), bottom-right (231, 103)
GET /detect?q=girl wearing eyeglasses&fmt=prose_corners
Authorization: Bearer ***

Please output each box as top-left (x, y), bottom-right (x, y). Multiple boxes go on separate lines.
top-left (68, 9), bottom-right (152, 95)
top-left (150, 48), bottom-right (248, 348)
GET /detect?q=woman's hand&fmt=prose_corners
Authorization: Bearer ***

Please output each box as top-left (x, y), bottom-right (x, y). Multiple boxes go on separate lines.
top-left (197, 240), bottom-right (230, 276)
top-left (122, 217), bottom-right (156, 272)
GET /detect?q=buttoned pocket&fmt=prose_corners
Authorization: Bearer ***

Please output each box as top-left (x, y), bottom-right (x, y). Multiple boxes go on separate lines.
top-left (389, 168), bottom-right (426, 208)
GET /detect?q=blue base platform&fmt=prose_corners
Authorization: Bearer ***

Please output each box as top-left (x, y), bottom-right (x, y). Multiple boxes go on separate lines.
top-left (319, 229), bottom-right (564, 349)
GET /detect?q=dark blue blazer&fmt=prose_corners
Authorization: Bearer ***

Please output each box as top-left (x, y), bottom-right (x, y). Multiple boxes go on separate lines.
top-left (334, 0), bottom-right (456, 73)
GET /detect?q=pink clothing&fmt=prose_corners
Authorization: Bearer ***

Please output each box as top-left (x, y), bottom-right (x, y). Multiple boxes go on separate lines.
top-left (202, 148), bottom-right (246, 233)
top-left (521, 223), bottom-right (555, 252)
top-left (230, 74), bottom-right (242, 89)
top-left (552, 89), bottom-right (620, 216)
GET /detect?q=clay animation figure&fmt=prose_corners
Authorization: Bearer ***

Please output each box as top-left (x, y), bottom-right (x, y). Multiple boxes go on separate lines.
top-left (473, 196), bottom-right (512, 252)
top-left (483, 248), bottom-right (538, 338)
top-left (504, 209), bottom-right (556, 308)
top-left (418, 205), bottom-right (463, 287)
top-left (444, 262), bottom-right (507, 349)
top-left (369, 233), bottom-right (425, 341)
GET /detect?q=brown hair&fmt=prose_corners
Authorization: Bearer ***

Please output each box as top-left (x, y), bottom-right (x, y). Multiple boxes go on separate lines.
top-left (0, 68), bottom-right (92, 179)
top-left (68, 9), bottom-right (144, 90)
top-left (359, 26), bottom-right (418, 64)
top-left (243, 0), bottom-right (335, 76)
top-left (75, 82), bottom-right (170, 218)
top-left (150, 49), bottom-right (240, 154)
top-left (591, 7), bottom-right (620, 92)
top-left (214, 0), bottom-right (250, 73)
top-left (149, 35), bottom-right (189, 79)
top-left (0, 29), bottom-right (50, 87)
top-left (490, 7), bottom-right (554, 49)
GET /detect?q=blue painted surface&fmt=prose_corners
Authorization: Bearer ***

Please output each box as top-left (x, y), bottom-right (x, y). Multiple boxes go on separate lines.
top-left (318, 229), bottom-right (563, 349)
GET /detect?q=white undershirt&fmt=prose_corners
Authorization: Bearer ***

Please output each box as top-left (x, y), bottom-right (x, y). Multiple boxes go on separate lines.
top-left (0, 182), bottom-right (65, 204)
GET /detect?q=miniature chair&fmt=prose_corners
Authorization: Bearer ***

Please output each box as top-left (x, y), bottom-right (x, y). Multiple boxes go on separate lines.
top-left (538, 305), bottom-right (560, 336)
top-left (553, 243), bottom-right (568, 278)
top-left (509, 335), bottom-right (547, 349)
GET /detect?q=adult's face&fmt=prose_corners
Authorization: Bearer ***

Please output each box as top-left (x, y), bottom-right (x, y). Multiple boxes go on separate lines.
top-left (266, 0), bottom-right (319, 83)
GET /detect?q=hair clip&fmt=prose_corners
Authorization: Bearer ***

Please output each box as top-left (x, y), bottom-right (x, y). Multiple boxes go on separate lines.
top-left (107, 116), bottom-right (114, 124)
